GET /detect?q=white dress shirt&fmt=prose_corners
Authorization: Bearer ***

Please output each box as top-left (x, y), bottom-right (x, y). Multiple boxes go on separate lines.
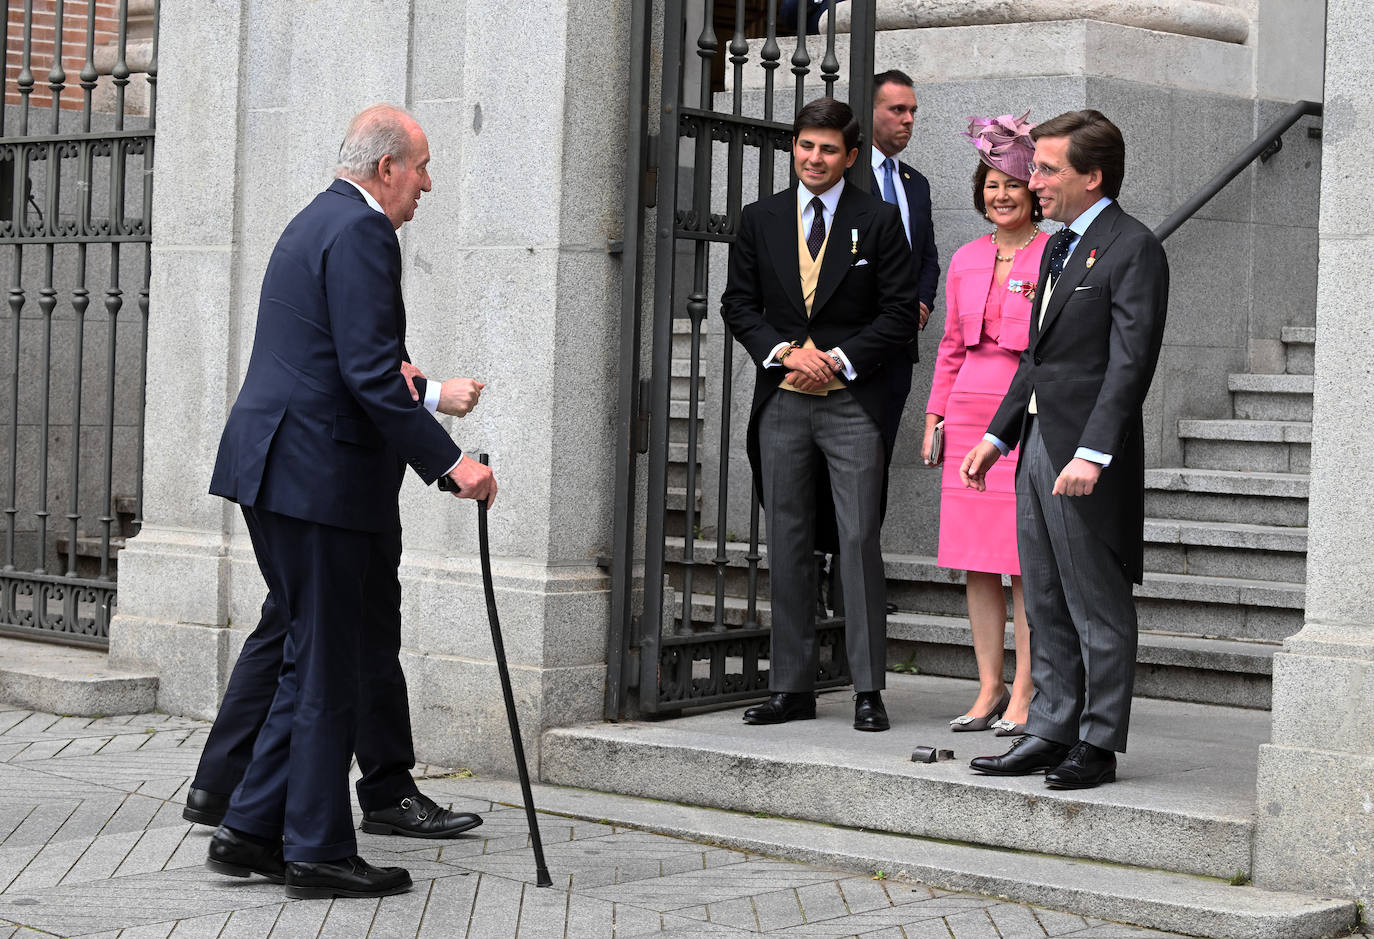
top-left (870, 147), bottom-right (911, 246)
top-left (763, 179), bottom-right (856, 379)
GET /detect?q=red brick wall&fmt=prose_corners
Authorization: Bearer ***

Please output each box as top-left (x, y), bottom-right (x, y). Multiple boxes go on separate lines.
top-left (5, 1), bottom-right (123, 111)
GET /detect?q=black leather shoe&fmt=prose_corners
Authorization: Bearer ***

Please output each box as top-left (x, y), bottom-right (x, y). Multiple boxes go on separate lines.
top-left (853, 691), bottom-right (890, 732)
top-left (969, 734), bottom-right (1071, 776)
top-left (205, 826), bottom-right (285, 883)
top-left (742, 692), bottom-right (816, 724)
top-left (360, 793), bottom-right (483, 839)
top-left (1045, 741), bottom-right (1117, 789)
top-left (284, 855), bottom-right (412, 899)
top-left (184, 787), bottom-right (229, 827)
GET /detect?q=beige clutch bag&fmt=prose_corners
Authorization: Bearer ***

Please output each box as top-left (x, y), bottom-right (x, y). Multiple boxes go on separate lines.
top-left (929, 420), bottom-right (944, 465)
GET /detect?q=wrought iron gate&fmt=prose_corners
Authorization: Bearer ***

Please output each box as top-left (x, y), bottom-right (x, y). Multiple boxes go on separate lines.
top-left (0, 0), bottom-right (157, 647)
top-left (607, 0), bottom-right (876, 717)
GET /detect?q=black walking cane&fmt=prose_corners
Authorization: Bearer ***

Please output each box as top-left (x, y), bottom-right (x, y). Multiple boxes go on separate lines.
top-left (441, 452), bottom-right (552, 887)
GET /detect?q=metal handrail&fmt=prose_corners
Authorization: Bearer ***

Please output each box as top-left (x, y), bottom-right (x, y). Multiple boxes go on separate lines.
top-left (1155, 99), bottom-right (1322, 241)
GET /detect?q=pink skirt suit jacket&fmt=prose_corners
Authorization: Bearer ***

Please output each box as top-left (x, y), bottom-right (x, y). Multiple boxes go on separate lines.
top-left (926, 230), bottom-right (1049, 575)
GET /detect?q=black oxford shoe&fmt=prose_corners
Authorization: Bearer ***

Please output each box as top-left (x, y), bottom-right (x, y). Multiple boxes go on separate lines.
top-left (969, 734), bottom-right (1071, 776)
top-left (360, 793), bottom-right (483, 839)
top-left (853, 691), bottom-right (890, 732)
top-left (1045, 741), bottom-right (1117, 790)
top-left (742, 692), bottom-right (816, 725)
top-left (284, 855), bottom-right (412, 899)
top-left (205, 825), bottom-right (285, 884)
top-left (183, 787), bottom-right (229, 827)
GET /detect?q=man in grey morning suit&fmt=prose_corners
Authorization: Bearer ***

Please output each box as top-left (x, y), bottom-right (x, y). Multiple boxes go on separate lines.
top-left (960, 110), bottom-right (1169, 789)
top-left (720, 97), bottom-right (920, 733)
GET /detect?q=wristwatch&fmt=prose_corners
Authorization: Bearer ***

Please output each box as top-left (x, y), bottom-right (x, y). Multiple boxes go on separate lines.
top-left (827, 350), bottom-right (844, 373)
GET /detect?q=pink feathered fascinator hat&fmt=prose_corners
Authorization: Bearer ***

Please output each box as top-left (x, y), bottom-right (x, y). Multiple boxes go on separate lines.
top-left (963, 111), bottom-right (1036, 182)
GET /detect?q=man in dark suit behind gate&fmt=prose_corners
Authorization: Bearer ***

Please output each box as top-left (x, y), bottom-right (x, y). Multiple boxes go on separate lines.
top-left (721, 97), bottom-right (920, 733)
top-left (202, 104), bottom-right (498, 899)
top-left (960, 110), bottom-right (1169, 790)
top-left (869, 69), bottom-right (939, 444)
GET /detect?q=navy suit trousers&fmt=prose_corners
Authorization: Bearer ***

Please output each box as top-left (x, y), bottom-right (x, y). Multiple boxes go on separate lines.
top-left (221, 506), bottom-right (402, 862)
top-left (192, 524), bottom-right (417, 814)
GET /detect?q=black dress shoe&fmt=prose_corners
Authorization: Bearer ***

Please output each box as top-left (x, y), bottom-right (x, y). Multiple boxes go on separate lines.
top-left (853, 691), bottom-right (889, 732)
top-left (969, 734), bottom-right (1071, 776)
top-left (284, 855), bottom-right (412, 899)
top-left (1045, 741), bottom-right (1117, 790)
top-left (205, 825), bottom-right (285, 883)
top-left (184, 787), bottom-right (229, 827)
top-left (742, 692), bottom-right (816, 724)
top-left (360, 793), bottom-right (483, 839)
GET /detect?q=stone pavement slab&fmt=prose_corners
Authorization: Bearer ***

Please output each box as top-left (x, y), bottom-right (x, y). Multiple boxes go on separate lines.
top-left (0, 704), bottom-right (1235, 938)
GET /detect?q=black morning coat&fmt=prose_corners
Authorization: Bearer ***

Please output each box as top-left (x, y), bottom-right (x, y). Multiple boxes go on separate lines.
top-left (720, 182), bottom-right (922, 550)
top-left (987, 200), bottom-right (1170, 582)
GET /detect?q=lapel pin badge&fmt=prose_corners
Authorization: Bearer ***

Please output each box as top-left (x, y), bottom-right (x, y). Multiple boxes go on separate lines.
top-left (851, 228), bottom-right (858, 255)
top-left (1086, 248), bottom-right (1097, 269)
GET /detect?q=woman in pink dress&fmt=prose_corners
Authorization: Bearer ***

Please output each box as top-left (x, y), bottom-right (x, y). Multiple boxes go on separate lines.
top-left (923, 113), bottom-right (1047, 735)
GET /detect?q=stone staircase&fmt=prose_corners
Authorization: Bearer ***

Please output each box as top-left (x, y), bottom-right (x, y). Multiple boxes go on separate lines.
top-left (665, 322), bottom-right (1315, 710)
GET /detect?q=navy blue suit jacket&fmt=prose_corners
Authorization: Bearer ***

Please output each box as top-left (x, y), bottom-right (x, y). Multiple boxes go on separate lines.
top-left (210, 180), bottom-right (461, 533)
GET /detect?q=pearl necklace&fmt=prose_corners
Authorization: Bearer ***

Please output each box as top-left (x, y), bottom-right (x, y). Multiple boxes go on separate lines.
top-left (992, 227), bottom-right (1039, 262)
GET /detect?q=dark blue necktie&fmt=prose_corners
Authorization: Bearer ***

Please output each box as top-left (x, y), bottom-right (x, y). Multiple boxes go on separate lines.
top-left (881, 159), bottom-right (898, 205)
top-left (1046, 229), bottom-right (1074, 287)
top-left (806, 196), bottom-right (826, 259)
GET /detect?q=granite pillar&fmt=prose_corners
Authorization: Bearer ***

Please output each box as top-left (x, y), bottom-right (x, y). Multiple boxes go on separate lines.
top-left (109, 0), bottom-right (626, 774)
top-left (1252, 0), bottom-right (1374, 908)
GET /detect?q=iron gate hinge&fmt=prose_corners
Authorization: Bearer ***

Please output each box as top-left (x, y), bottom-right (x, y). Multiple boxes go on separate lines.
top-left (632, 377), bottom-right (651, 454)
top-left (643, 134), bottom-right (659, 208)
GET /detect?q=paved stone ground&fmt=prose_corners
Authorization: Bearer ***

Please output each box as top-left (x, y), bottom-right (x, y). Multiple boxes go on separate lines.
top-left (0, 706), bottom-right (1199, 938)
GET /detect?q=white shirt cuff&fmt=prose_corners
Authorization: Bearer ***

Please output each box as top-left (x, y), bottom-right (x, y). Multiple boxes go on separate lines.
top-left (983, 433), bottom-right (1010, 457)
top-left (829, 347), bottom-right (857, 381)
top-left (765, 341), bottom-right (791, 368)
top-left (423, 380), bottom-right (441, 413)
top-left (443, 455), bottom-right (462, 478)
top-left (1075, 447), bottom-right (1112, 467)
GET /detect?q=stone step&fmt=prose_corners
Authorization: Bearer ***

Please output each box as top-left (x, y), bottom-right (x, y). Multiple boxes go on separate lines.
top-left (665, 485), bottom-right (703, 514)
top-left (488, 776), bottom-right (1356, 939)
top-left (1144, 468), bottom-right (1309, 526)
top-left (1178, 419), bottom-right (1311, 473)
top-left (543, 674), bottom-right (1265, 880)
top-left (0, 635), bottom-right (157, 716)
top-left (1142, 517), bottom-right (1307, 583)
top-left (1281, 325), bottom-right (1315, 375)
top-left (1229, 373), bottom-right (1314, 421)
top-left (886, 611), bottom-right (1277, 708)
top-left (667, 541), bottom-right (1306, 642)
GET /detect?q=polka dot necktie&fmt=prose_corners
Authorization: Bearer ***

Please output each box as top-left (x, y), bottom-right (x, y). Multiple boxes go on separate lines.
top-left (806, 196), bottom-right (826, 260)
top-left (1046, 229), bottom-right (1074, 288)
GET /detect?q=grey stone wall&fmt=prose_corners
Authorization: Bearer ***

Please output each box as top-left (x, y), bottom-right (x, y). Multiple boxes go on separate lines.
top-left (110, 0), bottom-right (628, 773)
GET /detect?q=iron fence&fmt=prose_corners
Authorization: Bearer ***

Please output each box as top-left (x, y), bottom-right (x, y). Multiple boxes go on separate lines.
top-left (608, 0), bottom-right (875, 716)
top-left (0, 0), bottom-right (156, 646)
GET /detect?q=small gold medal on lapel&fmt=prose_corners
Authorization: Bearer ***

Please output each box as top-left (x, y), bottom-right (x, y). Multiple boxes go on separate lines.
top-left (851, 228), bottom-right (858, 254)
top-left (1086, 248), bottom-right (1097, 269)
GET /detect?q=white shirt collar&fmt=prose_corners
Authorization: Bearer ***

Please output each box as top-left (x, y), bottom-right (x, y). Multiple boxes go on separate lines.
top-left (1067, 196), bottom-right (1113, 239)
top-left (797, 176), bottom-right (845, 218)
top-left (870, 147), bottom-right (898, 173)
top-left (339, 176), bottom-right (385, 216)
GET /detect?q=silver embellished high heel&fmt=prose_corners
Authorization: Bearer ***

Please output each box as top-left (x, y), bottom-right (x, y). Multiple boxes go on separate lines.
top-left (949, 689), bottom-right (1011, 732)
top-left (991, 718), bottom-right (1027, 737)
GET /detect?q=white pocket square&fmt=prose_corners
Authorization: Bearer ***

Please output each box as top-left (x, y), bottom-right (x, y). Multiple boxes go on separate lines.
top-left (1074, 284), bottom-right (1092, 291)
top-left (853, 258), bottom-right (869, 267)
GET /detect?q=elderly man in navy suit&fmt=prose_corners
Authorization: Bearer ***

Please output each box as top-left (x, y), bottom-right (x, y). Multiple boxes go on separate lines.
top-left (201, 104), bottom-right (497, 899)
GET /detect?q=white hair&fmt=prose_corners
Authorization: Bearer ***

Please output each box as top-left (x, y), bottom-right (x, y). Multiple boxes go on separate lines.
top-left (334, 104), bottom-right (417, 180)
